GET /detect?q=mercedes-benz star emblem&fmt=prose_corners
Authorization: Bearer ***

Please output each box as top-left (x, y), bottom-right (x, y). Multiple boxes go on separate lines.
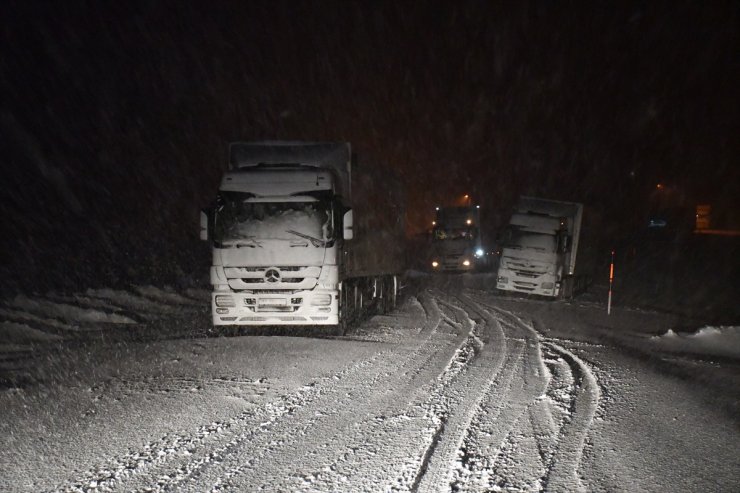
top-left (264, 269), bottom-right (280, 283)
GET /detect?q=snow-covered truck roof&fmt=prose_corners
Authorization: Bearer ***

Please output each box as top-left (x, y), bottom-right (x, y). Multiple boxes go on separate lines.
top-left (229, 141), bottom-right (352, 201)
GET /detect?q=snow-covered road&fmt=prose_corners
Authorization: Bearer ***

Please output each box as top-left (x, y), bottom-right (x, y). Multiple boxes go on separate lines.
top-left (1, 280), bottom-right (738, 491)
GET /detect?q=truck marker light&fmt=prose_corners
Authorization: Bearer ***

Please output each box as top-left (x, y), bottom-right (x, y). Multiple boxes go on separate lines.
top-left (608, 249), bottom-right (615, 315)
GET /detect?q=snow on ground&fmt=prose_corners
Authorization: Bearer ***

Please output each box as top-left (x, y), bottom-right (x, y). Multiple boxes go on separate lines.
top-left (0, 287), bottom-right (206, 390)
top-left (0, 277), bottom-right (738, 492)
top-left (8, 295), bottom-right (137, 325)
top-left (133, 285), bottom-right (202, 305)
top-left (0, 321), bottom-right (63, 343)
top-left (651, 326), bottom-right (740, 358)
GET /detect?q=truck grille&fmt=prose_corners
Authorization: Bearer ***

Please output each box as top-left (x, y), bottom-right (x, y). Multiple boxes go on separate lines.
top-left (241, 277), bottom-right (306, 283)
top-left (224, 266), bottom-right (320, 291)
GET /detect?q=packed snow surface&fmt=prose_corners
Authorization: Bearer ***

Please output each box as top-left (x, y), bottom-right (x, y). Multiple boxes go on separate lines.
top-left (0, 276), bottom-right (738, 492)
top-left (651, 325), bottom-right (740, 358)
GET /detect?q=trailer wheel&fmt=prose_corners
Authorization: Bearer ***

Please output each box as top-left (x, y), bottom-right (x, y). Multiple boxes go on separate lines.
top-left (377, 277), bottom-right (388, 314)
top-left (558, 277), bottom-right (574, 300)
top-left (387, 275), bottom-right (398, 311)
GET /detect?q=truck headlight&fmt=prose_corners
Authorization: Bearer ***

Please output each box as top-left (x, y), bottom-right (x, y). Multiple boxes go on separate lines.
top-left (497, 276), bottom-right (508, 284)
top-left (215, 295), bottom-right (235, 307)
top-left (311, 294), bottom-right (332, 306)
top-left (475, 248), bottom-right (484, 257)
top-left (541, 282), bottom-right (554, 289)
top-left (432, 261), bottom-right (439, 268)
top-left (463, 259), bottom-right (471, 266)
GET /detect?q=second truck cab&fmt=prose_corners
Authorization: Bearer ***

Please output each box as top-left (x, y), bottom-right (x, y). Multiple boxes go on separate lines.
top-left (429, 206), bottom-right (485, 271)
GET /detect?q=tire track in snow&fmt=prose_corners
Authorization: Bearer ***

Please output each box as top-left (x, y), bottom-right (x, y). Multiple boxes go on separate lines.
top-left (188, 293), bottom-right (472, 491)
top-left (54, 290), bottom-right (424, 492)
top-left (154, 292), bottom-right (499, 492)
top-left (54, 350), bottom-right (393, 492)
top-left (56, 295), bottom-right (459, 491)
top-left (463, 293), bottom-right (600, 492)
top-left (450, 300), bottom-right (551, 492)
top-left (404, 291), bottom-right (513, 492)
top-left (542, 342), bottom-right (600, 492)
top-left (54, 291), bottom-right (600, 492)
top-left (412, 297), bottom-right (495, 492)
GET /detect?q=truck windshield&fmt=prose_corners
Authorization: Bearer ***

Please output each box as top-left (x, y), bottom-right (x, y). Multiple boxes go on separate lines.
top-left (214, 199), bottom-right (332, 246)
top-left (505, 231), bottom-right (557, 253)
top-left (433, 228), bottom-right (476, 240)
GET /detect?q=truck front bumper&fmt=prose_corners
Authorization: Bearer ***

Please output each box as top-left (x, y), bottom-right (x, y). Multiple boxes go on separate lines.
top-left (496, 268), bottom-right (559, 297)
top-left (211, 290), bottom-right (339, 325)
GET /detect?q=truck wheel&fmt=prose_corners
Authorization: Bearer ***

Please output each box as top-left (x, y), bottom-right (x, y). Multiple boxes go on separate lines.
top-left (334, 319), bottom-right (348, 337)
top-left (337, 281), bottom-right (351, 335)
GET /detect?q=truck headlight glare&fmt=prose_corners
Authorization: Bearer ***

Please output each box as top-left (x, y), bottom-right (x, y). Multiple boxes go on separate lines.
top-left (432, 261), bottom-right (439, 268)
top-left (463, 259), bottom-right (471, 266)
top-left (475, 248), bottom-right (484, 257)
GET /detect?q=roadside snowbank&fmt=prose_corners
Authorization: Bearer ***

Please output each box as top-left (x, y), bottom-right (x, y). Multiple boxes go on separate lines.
top-left (0, 287), bottom-right (205, 347)
top-left (651, 326), bottom-right (740, 358)
top-left (9, 295), bottom-right (136, 325)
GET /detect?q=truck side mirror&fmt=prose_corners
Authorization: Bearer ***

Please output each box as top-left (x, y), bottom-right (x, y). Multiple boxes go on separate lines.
top-left (343, 209), bottom-right (354, 240)
top-left (200, 209), bottom-right (210, 241)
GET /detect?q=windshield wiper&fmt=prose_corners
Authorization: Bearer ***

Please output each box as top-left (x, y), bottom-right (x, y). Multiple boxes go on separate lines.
top-left (286, 230), bottom-right (327, 247)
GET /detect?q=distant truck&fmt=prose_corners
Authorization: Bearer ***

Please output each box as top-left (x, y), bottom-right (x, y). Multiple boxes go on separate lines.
top-left (496, 197), bottom-right (585, 298)
top-left (429, 205), bottom-right (486, 271)
top-left (200, 141), bottom-right (406, 332)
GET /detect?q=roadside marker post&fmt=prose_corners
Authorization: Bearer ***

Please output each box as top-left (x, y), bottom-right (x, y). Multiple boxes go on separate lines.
top-left (607, 249), bottom-right (615, 315)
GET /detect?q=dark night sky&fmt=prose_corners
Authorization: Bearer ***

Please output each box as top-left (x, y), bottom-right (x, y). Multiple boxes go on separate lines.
top-left (1, 0), bottom-right (739, 292)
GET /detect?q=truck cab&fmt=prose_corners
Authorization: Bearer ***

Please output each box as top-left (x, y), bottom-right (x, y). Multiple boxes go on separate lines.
top-left (201, 142), bottom-right (352, 326)
top-left (496, 197), bottom-right (583, 298)
top-left (429, 206), bottom-right (485, 271)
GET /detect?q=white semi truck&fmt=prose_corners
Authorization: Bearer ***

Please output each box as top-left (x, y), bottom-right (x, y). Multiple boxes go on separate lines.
top-left (429, 205), bottom-right (485, 271)
top-left (200, 141), bottom-right (406, 332)
top-left (496, 196), bottom-right (585, 298)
